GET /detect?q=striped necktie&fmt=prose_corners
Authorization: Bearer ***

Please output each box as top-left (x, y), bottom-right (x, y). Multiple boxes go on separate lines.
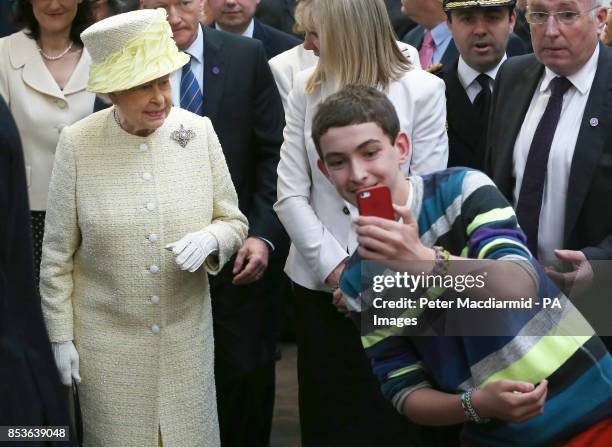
top-left (180, 56), bottom-right (204, 115)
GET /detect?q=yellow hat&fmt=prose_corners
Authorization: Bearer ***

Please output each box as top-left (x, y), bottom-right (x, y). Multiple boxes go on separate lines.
top-left (81, 8), bottom-right (189, 93)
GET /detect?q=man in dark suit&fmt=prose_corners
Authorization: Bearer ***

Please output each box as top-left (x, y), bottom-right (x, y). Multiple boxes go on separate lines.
top-left (208, 0), bottom-right (301, 59)
top-left (443, 0), bottom-right (520, 170)
top-left (401, 0), bottom-right (525, 73)
top-left (141, 1), bottom-right (285, 445)
top-left (0, 96), bottom-right (74, 444)
top-left (486, 0), bottom-right (611, 284)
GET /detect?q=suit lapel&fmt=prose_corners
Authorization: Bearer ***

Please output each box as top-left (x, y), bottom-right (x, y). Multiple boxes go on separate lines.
top-left (405, 26), bottom-right (425, 49)
top-left (62, 49), bottom-right (90, 95)
top-left (494, 57), bottom-right (543, 199)
top-left (202, 26), bottom-right (227, 123)
top-left (9, 32), bottom-right (64, 100)
top-left (252, 19), bottom-right (272, 58)
top-left (440, 40), bottom-right (459, 71)
top-left (564, 44), bottom-right (612, 242)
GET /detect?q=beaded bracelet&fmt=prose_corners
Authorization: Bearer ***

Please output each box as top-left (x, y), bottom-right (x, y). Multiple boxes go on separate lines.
top-left (460, 389), bottom-right (490, 424)
top-left (432, 245), bottom-right (450, 276)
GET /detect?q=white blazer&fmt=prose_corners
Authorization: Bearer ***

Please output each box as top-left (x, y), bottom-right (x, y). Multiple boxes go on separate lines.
top-left (269, 44), bottom-right (318, 110)
top-left (0, 31), bottom-right (95, 210)
top-left (274, 64), bottom-right (448, 291)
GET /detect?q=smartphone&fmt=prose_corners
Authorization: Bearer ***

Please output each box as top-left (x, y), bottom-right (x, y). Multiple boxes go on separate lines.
top-left (356, 185), bottom-right (394, 220)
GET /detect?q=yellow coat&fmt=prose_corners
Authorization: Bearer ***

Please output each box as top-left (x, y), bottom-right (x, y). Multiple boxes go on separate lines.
top-left (40, 107), bottom-right (248, 447)
top-left (0, 31), bottom-right (95, 210)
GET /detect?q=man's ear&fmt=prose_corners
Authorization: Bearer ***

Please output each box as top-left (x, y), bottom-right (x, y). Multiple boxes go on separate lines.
top-left (394, 132), bottom-right (411, 165)
top-left (509, 10), bottom-right (517, 32)
top-left (595, 6), bottom-right (608, 33)
top-left (317, 158), bottom-right (330, 179)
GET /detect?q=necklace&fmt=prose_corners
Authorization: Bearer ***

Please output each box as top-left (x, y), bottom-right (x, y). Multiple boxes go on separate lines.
top-left (113, 108), bottom-right (124, 130)
top-left (39, 41), bottom-right (73, 60)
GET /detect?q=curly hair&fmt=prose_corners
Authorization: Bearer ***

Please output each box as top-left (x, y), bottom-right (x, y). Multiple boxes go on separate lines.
top-left (12, 0), bottom-right (94, 46)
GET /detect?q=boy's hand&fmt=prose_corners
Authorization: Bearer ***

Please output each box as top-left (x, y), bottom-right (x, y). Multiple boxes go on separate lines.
top-left (355, 204), bottom-right (433, 262)
top-left (472, 379), bottom-right (548, 423)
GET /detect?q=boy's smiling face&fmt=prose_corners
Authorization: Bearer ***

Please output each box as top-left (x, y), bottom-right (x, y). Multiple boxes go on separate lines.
top-left (317, 122), bottom-right (410, 206)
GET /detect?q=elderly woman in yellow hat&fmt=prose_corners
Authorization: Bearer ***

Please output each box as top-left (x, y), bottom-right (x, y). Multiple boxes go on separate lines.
top-left (39, 8), bottom-right (247, 447)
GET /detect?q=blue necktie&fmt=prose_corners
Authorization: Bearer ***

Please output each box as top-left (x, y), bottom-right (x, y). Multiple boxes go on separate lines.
top-left (516, 76), bottom-right (572, 256)
top-left (180, 56), bottom-right (204, 115)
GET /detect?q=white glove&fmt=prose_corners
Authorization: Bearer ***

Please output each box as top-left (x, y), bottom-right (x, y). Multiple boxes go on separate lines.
top-left (166, 230), bottom-right (218, 272)
top-left (51, 341), bottom-right (81, 386)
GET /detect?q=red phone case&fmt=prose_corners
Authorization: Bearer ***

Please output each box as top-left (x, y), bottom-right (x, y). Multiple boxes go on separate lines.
top-left (356, 185), bottom-right (394, 220)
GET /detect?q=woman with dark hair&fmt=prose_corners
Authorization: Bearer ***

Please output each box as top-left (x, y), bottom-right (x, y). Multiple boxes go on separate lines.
top-left (0, 0), bottom-right (95, 283)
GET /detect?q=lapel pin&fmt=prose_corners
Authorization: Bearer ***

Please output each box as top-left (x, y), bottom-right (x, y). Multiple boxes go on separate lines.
top-left (171, 124), bottom-right (196, 148)
top-left (589, 117), bottom-right (598, 127)
top-left (212, 66), bottom-right (220, 75)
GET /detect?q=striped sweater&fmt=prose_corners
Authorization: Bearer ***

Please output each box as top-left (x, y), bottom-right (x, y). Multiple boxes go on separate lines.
top-left (340, 168), bottom-right (612, 447)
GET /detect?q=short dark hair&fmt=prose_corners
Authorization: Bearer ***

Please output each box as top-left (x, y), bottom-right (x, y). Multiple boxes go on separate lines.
top-left (12, 0), bottom-right (94, 46)
top-left (312, 85), bottom-right (400, 160)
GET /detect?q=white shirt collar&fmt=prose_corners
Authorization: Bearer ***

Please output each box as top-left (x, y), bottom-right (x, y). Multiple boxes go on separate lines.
top-left (216, 18), bottom-right (255, 38)
top-left (540, 44), bottom-right (599, 96)
top-left (183, 24), bottom-right (204, 64)
top-left (457, 54), bottom-right (507, 91)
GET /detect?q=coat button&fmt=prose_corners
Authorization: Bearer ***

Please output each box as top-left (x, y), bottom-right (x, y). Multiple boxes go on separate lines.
top-left (146, 202), bottom-right (156, 211)
top-left (149, 264), bottom-right (159, 273)
top-left (139, 143), bottom-right (148, 152)
top-left (148, 233), bottom-right (159, 242)
top-left (55, 99), bottom-right (67, 109)
top-left (142, 172), bottom-right (152, 181)
top-left (151, 324), bottom-right (160, 334)
top-left (342, 206), bottom-right (350, 215)
top-left (150, 295), bottom-right (160, 304)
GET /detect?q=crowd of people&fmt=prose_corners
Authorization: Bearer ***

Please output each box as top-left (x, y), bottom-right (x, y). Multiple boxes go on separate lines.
top-left (0, 0), bottom-right (611, 446)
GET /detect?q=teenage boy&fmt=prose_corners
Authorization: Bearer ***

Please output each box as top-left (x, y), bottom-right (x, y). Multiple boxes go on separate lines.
top-left (312, 85), bottom-right (612, 446)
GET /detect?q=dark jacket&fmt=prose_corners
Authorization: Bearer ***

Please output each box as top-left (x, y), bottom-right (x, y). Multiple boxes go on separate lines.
top-left (0, 95), bottom-right (73, 445)
top-left (252, 18), bottom-right (302, 60)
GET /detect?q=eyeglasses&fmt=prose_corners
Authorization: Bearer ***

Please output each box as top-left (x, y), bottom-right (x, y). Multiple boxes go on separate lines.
top-left (525, 6), bottom-right (599, 25)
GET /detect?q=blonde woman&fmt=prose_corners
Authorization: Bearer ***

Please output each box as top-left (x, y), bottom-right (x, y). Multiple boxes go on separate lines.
top-left (269, 0), bottom-right (423, 110)
top-left (268, 0), bottom-right (319, 109)
top-left (274, 0), bottom-right (448, 445)
top-left (40, 9), bottom-right (247, 446)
